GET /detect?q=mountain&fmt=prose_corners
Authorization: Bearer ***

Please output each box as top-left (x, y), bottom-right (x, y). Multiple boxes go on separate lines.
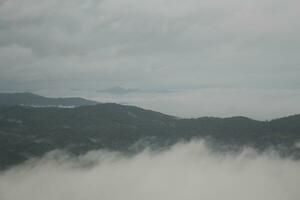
top-left (98, 87), bottom-right (142, 95)
top-left (0, 92), bottom-right (99, 107)
top-left (97, 86), bottom-right (171, 95)
top-left (0, 101), bottom-right (300, 169)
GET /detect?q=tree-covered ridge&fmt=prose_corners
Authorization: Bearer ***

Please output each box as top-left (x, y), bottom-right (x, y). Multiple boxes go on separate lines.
top-left (0, 92), bottom-right (99, 107)
top-left (0, 103), bottom-right (300, 169)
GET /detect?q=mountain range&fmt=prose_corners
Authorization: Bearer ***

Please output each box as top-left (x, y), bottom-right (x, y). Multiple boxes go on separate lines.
top-left (0, 92), bottom-right (299, 169)
top-left (0, 92), bottom-right (99, 107)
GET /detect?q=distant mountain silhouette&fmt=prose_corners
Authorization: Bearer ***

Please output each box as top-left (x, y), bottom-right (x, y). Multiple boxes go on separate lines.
top-left (97, 86), bottom-right (172, 95)
top-left (98, 87), bottom-right (141, 95)
top-left (0, 94), bottom-right (300, 169)
top-left (0, 92), bottom-right (99, 107)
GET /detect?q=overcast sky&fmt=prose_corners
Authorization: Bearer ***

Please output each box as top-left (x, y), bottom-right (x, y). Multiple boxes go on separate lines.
top-left (0, 0), bottom-right (300, 118)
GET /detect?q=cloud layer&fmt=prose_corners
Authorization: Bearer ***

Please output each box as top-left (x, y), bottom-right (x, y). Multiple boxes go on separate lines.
top-left (0, 0), bottom-right (300, 91)
top-left (1, 140), bottom-right (300, 200)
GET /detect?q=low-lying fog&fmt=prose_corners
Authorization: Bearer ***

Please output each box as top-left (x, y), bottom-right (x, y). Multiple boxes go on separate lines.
top-left (1, 140), bottom-right (299, 200)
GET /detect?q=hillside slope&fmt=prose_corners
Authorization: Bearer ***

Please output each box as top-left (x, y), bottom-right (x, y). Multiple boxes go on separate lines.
top-left (0, 103), bottom-right (300, 169)
top-left (0, 92), bottom-right (99, 107)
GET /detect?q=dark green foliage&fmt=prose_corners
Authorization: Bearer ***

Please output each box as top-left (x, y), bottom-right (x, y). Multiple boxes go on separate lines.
top-left (0, 92), bottom-right (99, 107)
top-left (0, 103), bottom-right (300, 169)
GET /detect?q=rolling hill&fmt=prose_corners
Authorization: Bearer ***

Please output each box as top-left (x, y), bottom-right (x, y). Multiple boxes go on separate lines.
top-left (0, 92), bottom-right (99, 107)
top-left (0, 93), bottom-right (299, 169)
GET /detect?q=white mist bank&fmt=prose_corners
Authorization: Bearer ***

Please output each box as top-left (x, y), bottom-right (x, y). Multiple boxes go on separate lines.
top-left (1, 140), bottom-right (300, 200)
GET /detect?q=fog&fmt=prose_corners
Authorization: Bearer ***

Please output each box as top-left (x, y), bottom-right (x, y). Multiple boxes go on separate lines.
top-left (1, 140), bottom-right (299, 200)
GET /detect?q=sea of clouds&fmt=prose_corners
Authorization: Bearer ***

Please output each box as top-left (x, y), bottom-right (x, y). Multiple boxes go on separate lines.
top-left (0, 140), bottom-right (300, 200)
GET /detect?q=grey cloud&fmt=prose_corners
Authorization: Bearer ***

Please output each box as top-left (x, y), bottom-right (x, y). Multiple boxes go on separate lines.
top-left (0, 0), bottom-right (300, 116)
top-left (1, 0), bottom-right (299, 55)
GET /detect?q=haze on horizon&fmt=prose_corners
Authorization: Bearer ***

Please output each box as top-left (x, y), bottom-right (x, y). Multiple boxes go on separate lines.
top-left (0, 0), bottom-right (300, 119)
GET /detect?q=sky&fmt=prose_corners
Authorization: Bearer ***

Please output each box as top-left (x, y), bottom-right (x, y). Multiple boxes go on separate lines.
top-left (0, 0), bottom-right (300, 118)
